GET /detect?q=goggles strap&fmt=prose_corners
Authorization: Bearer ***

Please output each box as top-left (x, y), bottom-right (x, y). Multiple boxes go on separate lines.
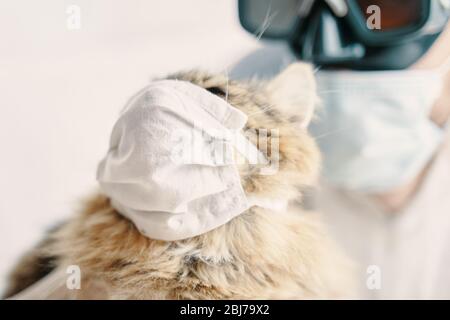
top-left (324, 0), bottom-right (348, 17)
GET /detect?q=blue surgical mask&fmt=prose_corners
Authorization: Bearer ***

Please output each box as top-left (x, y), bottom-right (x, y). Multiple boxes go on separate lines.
top-left (312, 60), bottom-right (450, 193)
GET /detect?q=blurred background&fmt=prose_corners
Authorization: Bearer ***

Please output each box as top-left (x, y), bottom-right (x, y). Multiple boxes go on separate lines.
top-left (0, 0), bottom-right (273, 293)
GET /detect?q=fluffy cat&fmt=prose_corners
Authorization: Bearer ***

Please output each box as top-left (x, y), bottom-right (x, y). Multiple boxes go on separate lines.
top-left (3, 63), bottom-right (353, 299)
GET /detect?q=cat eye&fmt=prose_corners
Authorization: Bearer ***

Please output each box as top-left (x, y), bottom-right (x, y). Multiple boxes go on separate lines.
top-left (206, 86), bottom-right (227, 97)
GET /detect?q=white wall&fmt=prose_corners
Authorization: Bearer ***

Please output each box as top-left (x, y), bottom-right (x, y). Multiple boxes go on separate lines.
top-left (0, 0), bottom-right (264, 294)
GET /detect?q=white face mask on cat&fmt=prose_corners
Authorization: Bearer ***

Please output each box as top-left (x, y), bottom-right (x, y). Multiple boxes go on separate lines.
top-left (97, 80), bottom-right (268, 241)
top-left (313, 59), bottom-right (450, 193)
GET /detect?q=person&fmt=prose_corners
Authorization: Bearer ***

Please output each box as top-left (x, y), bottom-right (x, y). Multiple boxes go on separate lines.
top-left (233, 0), bottom-right (450, 299)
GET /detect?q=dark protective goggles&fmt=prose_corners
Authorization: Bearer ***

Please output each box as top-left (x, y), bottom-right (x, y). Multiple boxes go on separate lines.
top-left (238, 0), bottom-right (450, 70)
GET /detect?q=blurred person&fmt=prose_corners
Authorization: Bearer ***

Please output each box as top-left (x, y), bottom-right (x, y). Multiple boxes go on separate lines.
top-left (235, 0), bottom-right (450, 299)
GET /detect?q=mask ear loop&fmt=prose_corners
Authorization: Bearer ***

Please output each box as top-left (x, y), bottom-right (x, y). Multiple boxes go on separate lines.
top-left (233, 133), bottom-right (268, 166)
top-left (436, 56), bottom-right (450, 131)
top-left (438, 56), bottom-right (450, 76)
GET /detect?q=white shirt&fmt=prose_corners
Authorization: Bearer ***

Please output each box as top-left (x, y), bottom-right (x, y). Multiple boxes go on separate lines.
top-left (315, 130), bottom-right (450, 299)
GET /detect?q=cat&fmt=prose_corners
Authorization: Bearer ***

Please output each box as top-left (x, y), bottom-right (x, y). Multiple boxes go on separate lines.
top-left (3, 63), bottom-right (353, 299)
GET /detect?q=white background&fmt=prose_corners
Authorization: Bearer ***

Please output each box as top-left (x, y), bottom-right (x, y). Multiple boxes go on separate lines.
top-left (0, 0), bottom-right (267, 294)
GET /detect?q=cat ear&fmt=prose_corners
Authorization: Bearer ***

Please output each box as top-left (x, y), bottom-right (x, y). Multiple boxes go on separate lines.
top-left (266, 63), bottom-right (317, 128)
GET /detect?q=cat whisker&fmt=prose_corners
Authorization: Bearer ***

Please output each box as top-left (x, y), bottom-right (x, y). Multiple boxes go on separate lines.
top-left (312, 127), bottom-right (353, 140)
top-left (254, 4), bottom-right (278, 41)
top-left (247, 104), bottom-right (276, 117)
top-left (317, 89), bottom-right (346, 94)
top-left (224, 68), bottom-right (229, 103)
